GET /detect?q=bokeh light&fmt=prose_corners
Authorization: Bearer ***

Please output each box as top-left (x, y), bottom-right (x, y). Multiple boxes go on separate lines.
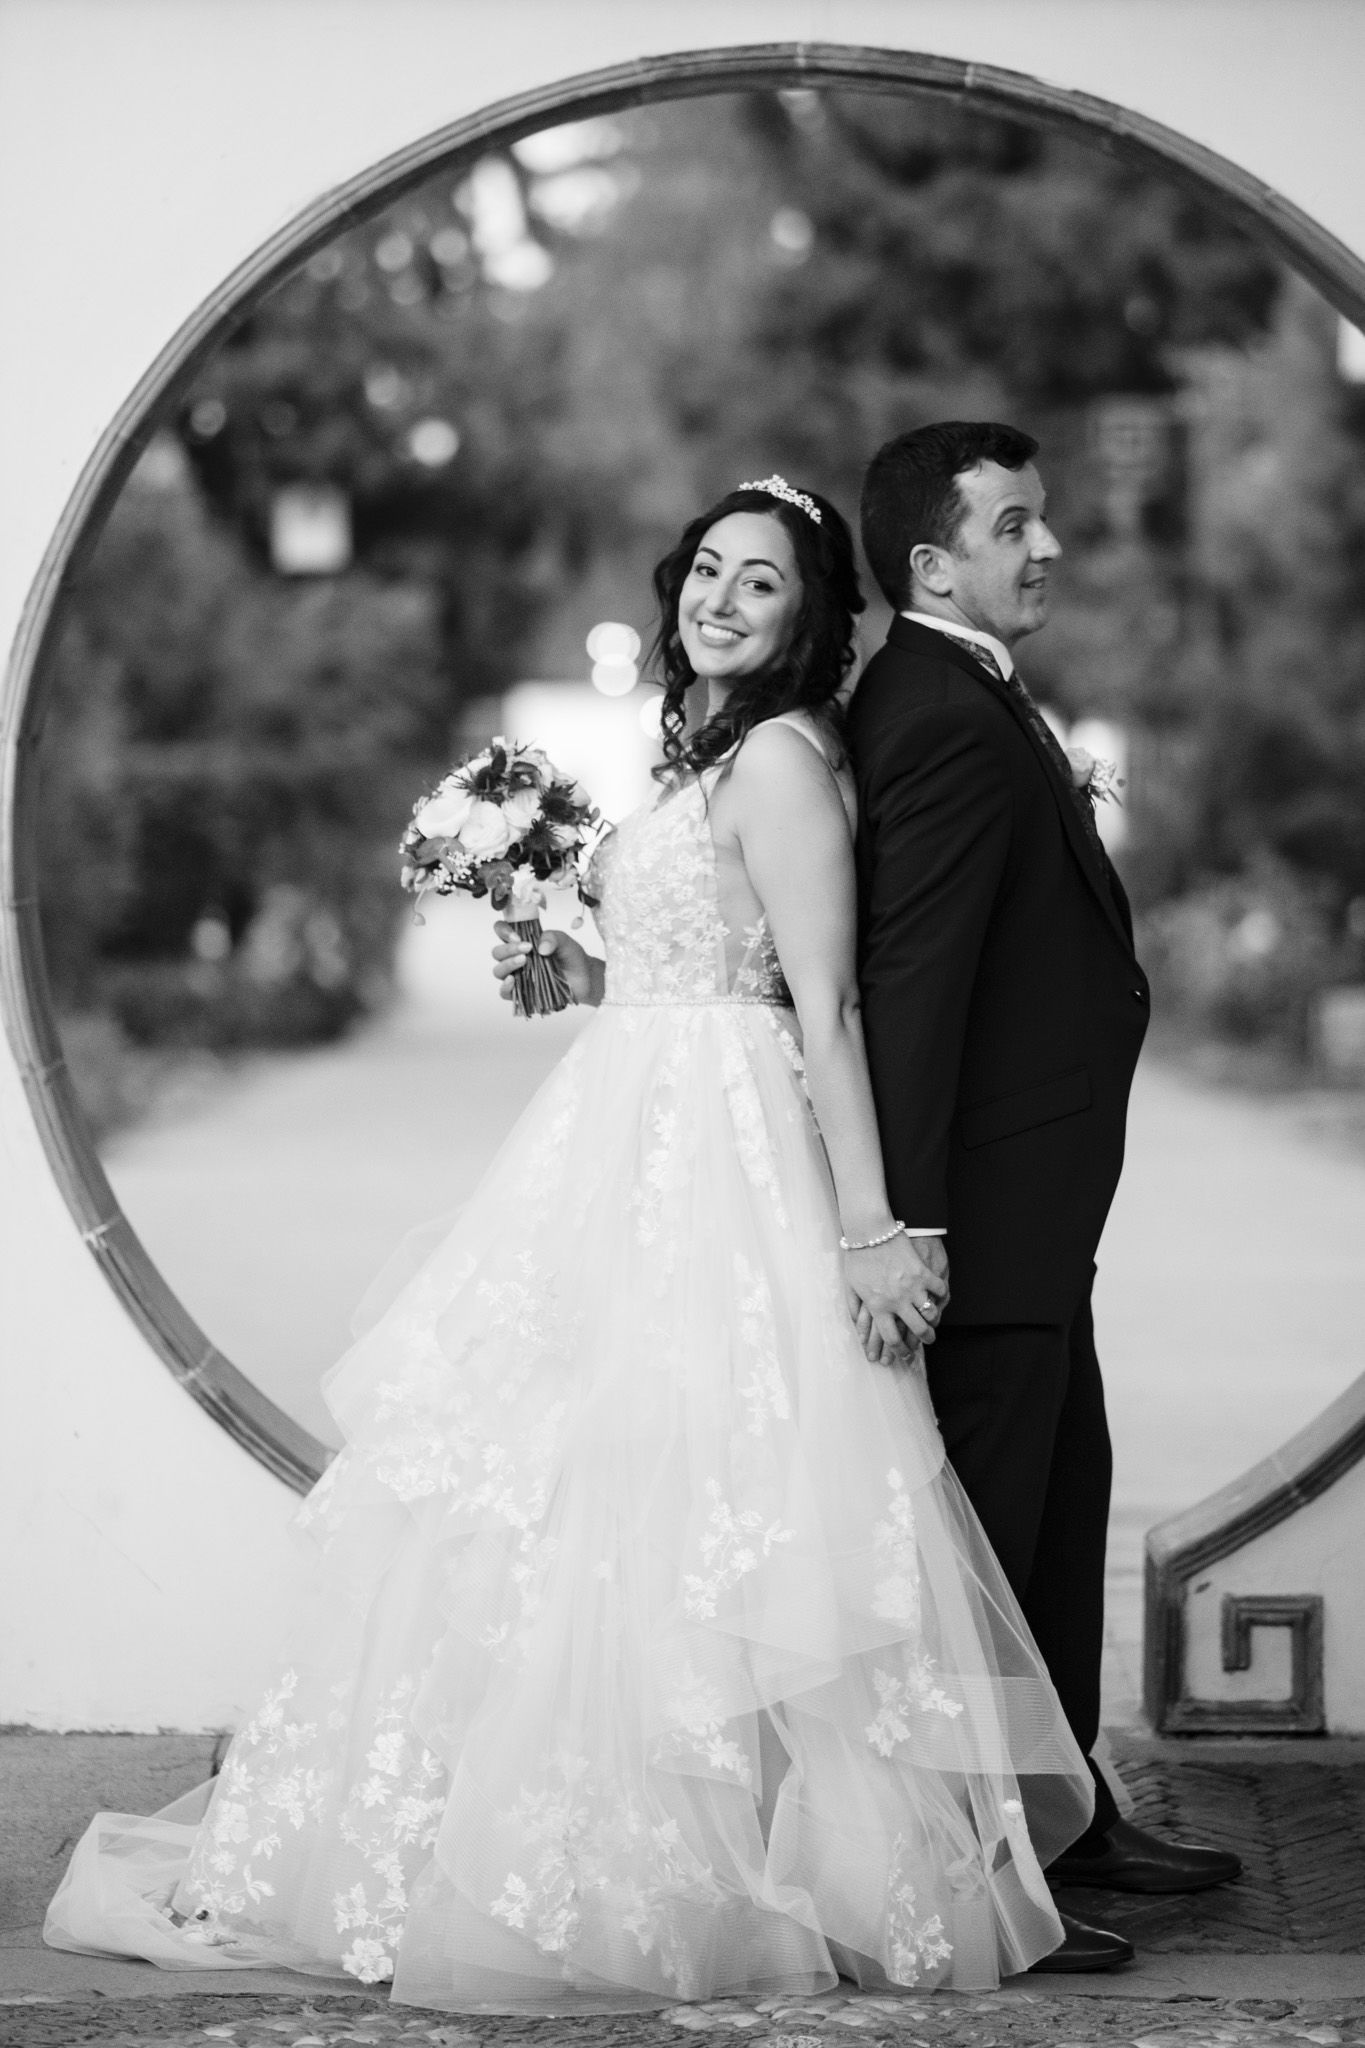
top-left (366, 365), bottom-right (410, 410)
top-left (770, 206), bottom-right (815, 260)
top-left (591, 661), bottom-right (638, 697)
top-left (407, 418), bottom-right (460, 466)
top-left (375, 230), bottom-right (415, 273)
top-left (188, 398), bottom-right (227, 439)
top-left (586, 621), bottom-right (641, 665)
top-left (430, 225), bottom-right (469, 267)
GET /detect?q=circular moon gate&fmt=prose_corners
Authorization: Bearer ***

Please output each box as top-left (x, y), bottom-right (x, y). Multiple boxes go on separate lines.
top-left (5, 42), bottom-right (1365, 1511)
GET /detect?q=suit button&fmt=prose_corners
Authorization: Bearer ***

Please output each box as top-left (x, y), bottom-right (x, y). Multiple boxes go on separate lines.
top-left (1131, 987), bottom-right (1147, 1003)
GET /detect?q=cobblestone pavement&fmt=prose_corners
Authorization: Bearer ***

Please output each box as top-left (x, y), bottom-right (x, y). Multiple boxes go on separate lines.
top-left (1064, 1738), bottom-right (1365, 1953)
top-left (3, 1987), bottom-right (1365, 2048)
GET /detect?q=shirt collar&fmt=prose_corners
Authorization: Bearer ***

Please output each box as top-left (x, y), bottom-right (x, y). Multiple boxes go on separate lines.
top-left (900, 609), bottom-right (1015, 681)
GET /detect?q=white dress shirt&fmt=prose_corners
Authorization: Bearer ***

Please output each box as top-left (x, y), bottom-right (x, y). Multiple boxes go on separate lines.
top-left (900, 609), bottom-right (1016, 680)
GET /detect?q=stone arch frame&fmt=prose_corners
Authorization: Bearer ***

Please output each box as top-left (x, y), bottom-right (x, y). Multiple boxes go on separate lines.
top-left (4, 40), bottom-right (1365, 1507)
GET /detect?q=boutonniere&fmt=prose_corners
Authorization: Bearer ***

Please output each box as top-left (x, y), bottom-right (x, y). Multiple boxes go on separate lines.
top-left (1065, 745), bottom-right (1124, 806)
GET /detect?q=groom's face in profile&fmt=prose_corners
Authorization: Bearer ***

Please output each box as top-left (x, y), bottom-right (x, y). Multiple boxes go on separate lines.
top-left (915, 459), bottom-right (1061, 649)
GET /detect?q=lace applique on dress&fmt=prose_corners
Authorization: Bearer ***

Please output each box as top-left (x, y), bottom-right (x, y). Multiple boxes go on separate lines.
top-left (886, 1838), bottom-right (954, 1985)
top-left (734, 1254), bottom-right (792, 1435)
top-left (594, 780), bottom-right (792, 1007)
top-left (865, 1656), bottom-right (966, 1757)
top-left (180, 1670), bottom-right (447, 1987)
top-left (488, 1751), bottom-right (726, 1988)
top-left (682, 1478), bottom-right (795, 1620)
top-left (731, 916), bottom-right (792, 1006)
top-left (331, 1677), bottom-right (446, 1983)
top-left (872, 1468), bottom-right (921, 1629)
top-left (593, 786), bottom-right (729, 1006)
top-left (179, 1671), bottom-right (329, 1931)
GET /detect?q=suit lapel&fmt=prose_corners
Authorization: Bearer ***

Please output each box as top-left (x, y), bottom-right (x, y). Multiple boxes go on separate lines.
top-left (884, 619), bottom-right (1135, 955)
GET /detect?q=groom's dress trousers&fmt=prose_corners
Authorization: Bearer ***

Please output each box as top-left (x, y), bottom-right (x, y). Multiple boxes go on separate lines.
top-left (846, 616), bottom-right (1149, 1839)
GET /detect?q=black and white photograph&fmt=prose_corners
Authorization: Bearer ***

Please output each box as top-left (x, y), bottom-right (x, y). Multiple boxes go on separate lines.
top-left (2, 5), bottom-right (1365, 2045)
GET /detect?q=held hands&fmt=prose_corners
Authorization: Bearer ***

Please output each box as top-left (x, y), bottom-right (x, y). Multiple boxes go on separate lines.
top-left (843, 1232), bottom-right (949, 1367)
top-left (491, 922), bottom-right (595, 1006)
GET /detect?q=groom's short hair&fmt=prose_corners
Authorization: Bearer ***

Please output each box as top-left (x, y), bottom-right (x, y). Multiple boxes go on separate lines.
top-left (861, 421), bottom-right (1039, 609)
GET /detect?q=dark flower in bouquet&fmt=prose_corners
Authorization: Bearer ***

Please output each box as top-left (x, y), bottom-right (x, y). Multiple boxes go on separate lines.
top-left (399, 739), bottom-right (602, 1016)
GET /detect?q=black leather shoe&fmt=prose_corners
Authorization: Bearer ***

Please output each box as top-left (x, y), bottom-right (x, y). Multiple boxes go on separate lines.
top-left (1027, 1909), bottom-right (1134, 1973)
top-left (1049, 1816), bottom-right (1242, 1894)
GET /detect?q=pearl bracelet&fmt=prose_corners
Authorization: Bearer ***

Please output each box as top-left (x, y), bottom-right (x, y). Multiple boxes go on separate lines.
top-left (839, 1220), bottom-right (907, 1252)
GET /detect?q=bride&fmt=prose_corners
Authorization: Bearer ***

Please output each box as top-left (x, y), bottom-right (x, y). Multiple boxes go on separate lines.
top-left (46, 479), bottom-right (1093, 2010)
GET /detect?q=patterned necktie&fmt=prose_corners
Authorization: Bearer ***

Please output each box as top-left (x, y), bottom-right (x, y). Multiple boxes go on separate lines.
top-left (946, 636), bottom-right (1108, 868)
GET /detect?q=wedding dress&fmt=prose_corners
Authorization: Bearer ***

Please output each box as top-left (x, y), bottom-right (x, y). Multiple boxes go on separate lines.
top-left (46, 728), bottom-right (1093, 2010)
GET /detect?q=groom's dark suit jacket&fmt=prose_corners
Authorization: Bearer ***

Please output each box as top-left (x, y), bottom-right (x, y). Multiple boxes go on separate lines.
top-left (846, 616), bottom-right (1150, 1325)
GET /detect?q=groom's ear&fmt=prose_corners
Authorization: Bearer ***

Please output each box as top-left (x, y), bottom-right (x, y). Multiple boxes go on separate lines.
top-left (908, 541), bottom-right (953, 603)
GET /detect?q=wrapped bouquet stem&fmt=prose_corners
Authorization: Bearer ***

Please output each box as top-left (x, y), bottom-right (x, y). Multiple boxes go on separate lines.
top-left (399, 739), bottom-right (602, 1020)
top-left (503, 919), bottom-right (567, 1016)
top-left (498, 881), bottom-right (572, 1020)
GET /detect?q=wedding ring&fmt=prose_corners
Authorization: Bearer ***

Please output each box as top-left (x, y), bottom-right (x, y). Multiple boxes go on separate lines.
top-left (918, 1299), bottom-right (938, 1316)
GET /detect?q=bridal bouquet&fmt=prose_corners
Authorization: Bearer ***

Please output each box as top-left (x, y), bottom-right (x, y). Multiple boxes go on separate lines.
top-left (399, 739), bottom-right (602, 1017)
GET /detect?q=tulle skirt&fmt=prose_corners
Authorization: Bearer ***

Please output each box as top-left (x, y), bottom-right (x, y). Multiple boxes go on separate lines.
top-left (45, 1000), bottom-right (1093, 2008)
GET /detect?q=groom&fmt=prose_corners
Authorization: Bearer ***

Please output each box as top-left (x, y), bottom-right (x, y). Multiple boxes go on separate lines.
top-left (846, 422), bottom-right (1239, 1973)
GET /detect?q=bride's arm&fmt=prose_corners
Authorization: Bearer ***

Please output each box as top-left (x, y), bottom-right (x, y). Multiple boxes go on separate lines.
top-left (727, 725), bottom-right (947, 1360)
top-left (492, 924), bottom-right (605, 1007)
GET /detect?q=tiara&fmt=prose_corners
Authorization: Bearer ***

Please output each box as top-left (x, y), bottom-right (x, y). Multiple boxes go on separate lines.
top-left (737, 474), bottom-right (822, 524)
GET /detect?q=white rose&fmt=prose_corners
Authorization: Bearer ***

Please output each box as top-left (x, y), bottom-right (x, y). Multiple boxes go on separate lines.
top-left (415, 783), bottom-right (475, 838)
top-left (1065, 745), bottom-right (1095, 790)
top-left (459, 799), bottom-right (515, 860)
top-left (549, 821), bottom-right (580, 850)
top-left (505, 872), bottom-right (545, 918)
top-left (501, 787), bottom-right (542, 836)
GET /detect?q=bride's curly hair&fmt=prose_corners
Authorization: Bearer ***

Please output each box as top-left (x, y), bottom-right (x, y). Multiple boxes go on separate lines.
top-left (648, 485), bottom-right (865, 783)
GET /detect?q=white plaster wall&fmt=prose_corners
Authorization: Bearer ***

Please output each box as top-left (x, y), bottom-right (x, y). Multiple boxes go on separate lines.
top-left (4, 0), bottom-right (1365, 1727)
top-left (1184, 1475), bottom-right (1365, 1732)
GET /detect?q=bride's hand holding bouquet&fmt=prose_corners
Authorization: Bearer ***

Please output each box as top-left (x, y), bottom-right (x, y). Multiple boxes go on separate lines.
top-left (491, 921), bottom-right (601, 1008)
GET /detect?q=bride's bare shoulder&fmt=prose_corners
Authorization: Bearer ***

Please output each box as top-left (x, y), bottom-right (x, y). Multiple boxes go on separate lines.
top-left (726, 715), bottom-right (856, 829)
top-left (729, 716), bottom-right (826, 782)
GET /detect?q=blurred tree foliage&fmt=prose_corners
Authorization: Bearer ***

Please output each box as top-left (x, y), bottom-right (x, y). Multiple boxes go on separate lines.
top-left (713, 91), bottom-right (1280, 509)
top-left (1177, 280), bottom-right (1365, 907)
top-left (45, 87), bottom-right (1365, 1094)
top-left (43, 147), bottom-right (608, 1073)
top-left (176, 154), bottom-right (639, 689)
top-left (1129, 282), bottom-right (1365, 1048)
top-left (42, 446), bottom-right (444, 1056)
